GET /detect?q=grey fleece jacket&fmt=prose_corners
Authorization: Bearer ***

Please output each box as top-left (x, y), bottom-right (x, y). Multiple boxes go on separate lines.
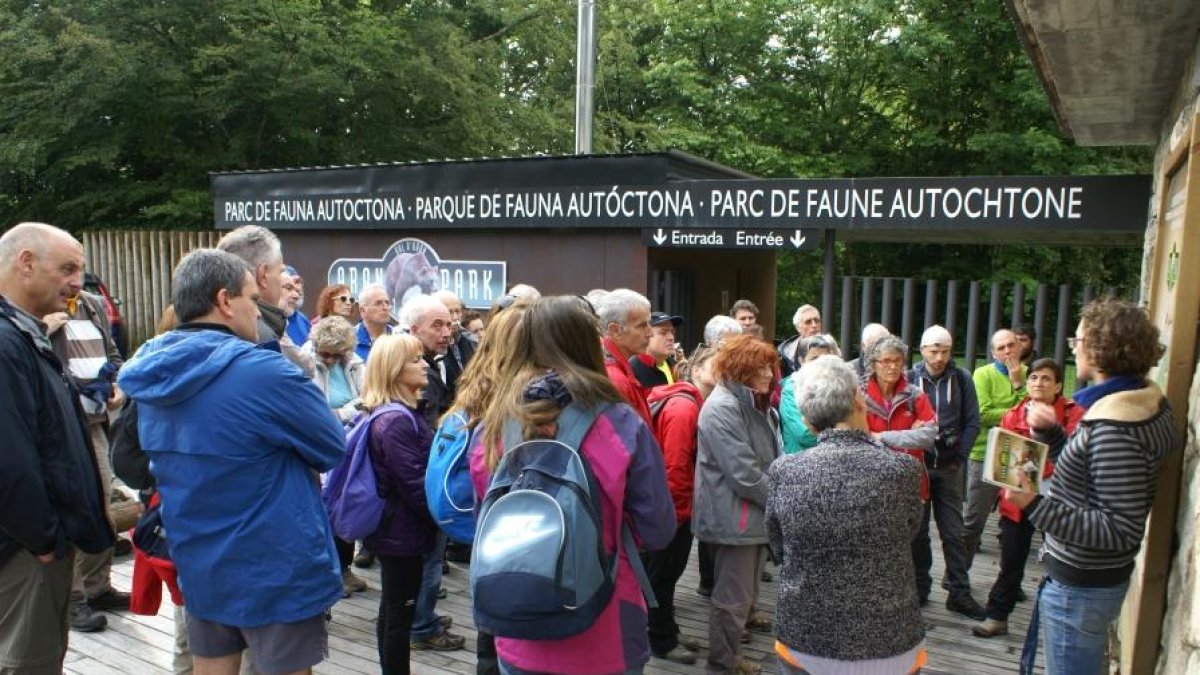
top-left (693, 380), bottom-right (781, 545)
top-left (766, 429), bottom-right (924, 661)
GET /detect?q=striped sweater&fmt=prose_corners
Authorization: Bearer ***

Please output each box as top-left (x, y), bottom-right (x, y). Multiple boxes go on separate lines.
top-left (1027, 382), bottom-right (1181, 586)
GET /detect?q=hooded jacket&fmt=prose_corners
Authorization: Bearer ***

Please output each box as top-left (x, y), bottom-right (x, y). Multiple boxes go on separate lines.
top-left (118, 324), bottom-right (347, 627)
top-left (0, 296), bottom-right (114, 565)
top-left (694, 380), bottom-right (782, 545)
top-left (1026, 382), bottom-right (1181, 586)
top-left (862, 374), bottom-right (937, 501)
top-left (909, 361), bottom-right (981, 467)
top-left (646, 382), bottom-right (702, 523)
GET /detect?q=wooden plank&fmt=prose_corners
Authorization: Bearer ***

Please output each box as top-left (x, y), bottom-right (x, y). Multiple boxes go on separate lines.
top-left (68, 514), bottom-right (1043, 673)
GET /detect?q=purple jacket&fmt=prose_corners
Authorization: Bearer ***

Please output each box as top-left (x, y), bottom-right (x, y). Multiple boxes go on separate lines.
top-left (365, 402), bottom-right (437, 557)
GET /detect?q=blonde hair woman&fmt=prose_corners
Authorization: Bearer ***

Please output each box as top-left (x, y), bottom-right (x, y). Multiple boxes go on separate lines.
top-left (357, 334), bottom-right (439, 675)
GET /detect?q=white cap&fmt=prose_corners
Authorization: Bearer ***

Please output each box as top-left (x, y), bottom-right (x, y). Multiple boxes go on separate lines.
top-left (920, 325), bottom-right (953, 347)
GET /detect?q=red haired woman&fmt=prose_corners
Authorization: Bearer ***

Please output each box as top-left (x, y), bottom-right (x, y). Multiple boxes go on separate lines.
top-left (693, 334), bottom-right (782, 675)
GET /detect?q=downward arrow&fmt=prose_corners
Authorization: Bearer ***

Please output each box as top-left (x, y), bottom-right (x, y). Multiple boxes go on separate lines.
top-left (653, 228), bottom-right (667, 245)
top-left (789, 230), bottom-right (805, 248)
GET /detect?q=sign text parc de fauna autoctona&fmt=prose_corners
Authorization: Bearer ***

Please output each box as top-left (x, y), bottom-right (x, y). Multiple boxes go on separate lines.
top-left (214, 176), bottom-right (1148, 233)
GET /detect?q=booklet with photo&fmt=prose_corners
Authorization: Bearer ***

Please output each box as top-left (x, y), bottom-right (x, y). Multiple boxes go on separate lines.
top-left (982, 426), bottom-right (1049, 494)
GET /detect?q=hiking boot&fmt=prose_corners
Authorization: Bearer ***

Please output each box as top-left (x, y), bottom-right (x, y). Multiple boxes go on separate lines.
top-left (353, 549), bottom-right (374, 568)
top-left (88, 589), bottom-right (131, 612)
top-left (656, 645), bottom-right (696, 664)
top-left (1016, 587), bottom-right (1028, 603)
top-left (71, 604), bottom-right (107, 632)
top-left (734, 660), bottom-right (762, 674)
top-left (438, 615), bottom-right (453, 629)
top-left (745, 611), bottom-right (772, 633)
top-left (342, 570), bottom-right (368, 595)
top-left (971, 618), bottom-right (1009, 638)
top-left (946, 595), bottom-right (987, 621)
top-left (411, 631), bottom-right (466, 651)
top-left (678, 634), bottom-right (702, 651)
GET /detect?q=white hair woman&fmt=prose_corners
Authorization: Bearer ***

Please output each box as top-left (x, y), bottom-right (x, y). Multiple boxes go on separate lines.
top-left (767, 355), bottom-right (926, 674)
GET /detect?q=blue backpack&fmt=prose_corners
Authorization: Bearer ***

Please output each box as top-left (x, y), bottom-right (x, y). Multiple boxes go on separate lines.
top-left (425, 410), bottom-right (478, 545)
top-left (322, 403), bottom-right (409, 542)
top-left (471, 403), bottom-right (655, 640)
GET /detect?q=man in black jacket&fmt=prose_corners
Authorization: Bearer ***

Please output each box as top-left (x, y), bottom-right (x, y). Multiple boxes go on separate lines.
top-left (0, 222), bottom-right (115, 673)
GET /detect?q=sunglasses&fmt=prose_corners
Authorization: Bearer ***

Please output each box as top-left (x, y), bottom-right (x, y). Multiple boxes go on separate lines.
top-left (335, 295), bottom-right (353, 303)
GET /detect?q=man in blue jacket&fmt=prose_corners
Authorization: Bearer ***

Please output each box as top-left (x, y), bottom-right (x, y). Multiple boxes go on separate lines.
top-left (0, 222), bottom-right (114, 673)
top-left (119, 249), bottom-right (347, 675)
top-left (909, 325), bottom-right (985, 620)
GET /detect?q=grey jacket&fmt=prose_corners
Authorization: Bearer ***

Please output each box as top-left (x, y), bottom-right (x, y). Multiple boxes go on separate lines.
top-left (693, 380), bottom-right (781, 545)
top-left (767, 429), bottom-right (924, 660)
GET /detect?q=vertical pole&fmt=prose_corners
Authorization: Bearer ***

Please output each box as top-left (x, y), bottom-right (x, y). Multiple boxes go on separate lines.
top-left (840, 277), bottom-right (855, 355)
top-left (1033, 283), bottom-right (1050, 358)
top-left (1055, 284), bottom-right (1072, 374)
top-left (965, 281), bottom-right (981, 371)
top-left (945, 280), bottom-right (960, 342)
top-left (822, 230), bottom-right (836, 322)
top-left (881, 277), bottom-right (896, 331)
top-left (901, 278), bottom-right (917, 364)
top-left (1011, 282), bottom-right (1026, 326)
top-left (924, 279), bottom-right (938, 331)
top-left (860, 276), bottom-right (875, 333)
top-left (574, 0), bottom-right (596, 154)
top-left (987, 281), bottom-right (1003, 339)
top-left (1082, 284), bottom-right (1096, 308)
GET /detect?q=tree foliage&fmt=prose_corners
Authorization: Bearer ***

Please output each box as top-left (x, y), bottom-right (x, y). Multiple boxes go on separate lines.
top-left (0, 0), bottom-right (1149, 322)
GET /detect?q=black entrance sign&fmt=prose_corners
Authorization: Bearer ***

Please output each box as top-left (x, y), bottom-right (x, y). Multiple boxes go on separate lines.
top-left (641, 227), bottom-right (820, 250)
top-left (214, 166), bottom-right (1150, 237)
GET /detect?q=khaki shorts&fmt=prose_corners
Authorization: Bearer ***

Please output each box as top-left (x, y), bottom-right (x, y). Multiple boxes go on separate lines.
top-left (0, 550), bottom-right (74, 675)
top-left (185, 611), bottom-right (328, 674)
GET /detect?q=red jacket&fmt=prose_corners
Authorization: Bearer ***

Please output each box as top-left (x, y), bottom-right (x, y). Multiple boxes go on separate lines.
top-left (602, 336), bottom-right (653, 425)
top-left (646, 382), bottom-right (702, 524)
top-left (863, 374), bottom-right (937, 501)
top-left (997, 395), bottom-right (1084, 522)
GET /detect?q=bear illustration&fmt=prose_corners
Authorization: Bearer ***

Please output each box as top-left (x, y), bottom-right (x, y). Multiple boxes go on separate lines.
top-left (385, 251), bottom-right (441, 308)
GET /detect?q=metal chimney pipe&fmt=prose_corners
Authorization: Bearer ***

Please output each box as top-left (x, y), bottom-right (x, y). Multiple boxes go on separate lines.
top-left (574, 0), bottom-right (596, 154)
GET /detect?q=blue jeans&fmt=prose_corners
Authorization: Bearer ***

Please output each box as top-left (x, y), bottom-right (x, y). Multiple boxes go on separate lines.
top-left (1022, 577), bottom-right (1130, 675)
top-left (410, 532), bottom-right (447, 640)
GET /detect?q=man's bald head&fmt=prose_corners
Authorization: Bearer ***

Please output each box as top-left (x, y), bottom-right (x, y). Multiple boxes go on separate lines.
top-left (0, 222), bottom-right (85, 316)
top-left (0, 222), bottom-right (80, 267)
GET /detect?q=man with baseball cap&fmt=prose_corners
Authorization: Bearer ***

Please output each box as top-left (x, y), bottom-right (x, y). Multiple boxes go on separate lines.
top-left (908, 325), bottom-right (986, 619)
top-left (631, 311), bottom-right (685, 389)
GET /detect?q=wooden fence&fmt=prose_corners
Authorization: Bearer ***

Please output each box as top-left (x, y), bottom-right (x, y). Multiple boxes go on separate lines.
top-left (82, 230), bottom-right (221, 350)
top-left (831, 275), bottom-right (1131, 372)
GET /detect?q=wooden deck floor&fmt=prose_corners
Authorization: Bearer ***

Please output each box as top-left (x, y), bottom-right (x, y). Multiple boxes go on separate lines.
top-left (66, 518), bottom-right (1042, 674)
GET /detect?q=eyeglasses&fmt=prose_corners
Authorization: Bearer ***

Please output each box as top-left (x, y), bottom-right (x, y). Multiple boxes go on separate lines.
top-left (335, 295), bottom-right (353, 303)
top-left (495, 293), bottom-right (519, 312)
top-left (1067, 336), bottom-right (1086, 349)
top-left (317, 351), bottom-right (346, 360)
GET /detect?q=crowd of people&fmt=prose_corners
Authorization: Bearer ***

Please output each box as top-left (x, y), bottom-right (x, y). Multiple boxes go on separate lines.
top-left (0, 221), bottom-right (1182, 675)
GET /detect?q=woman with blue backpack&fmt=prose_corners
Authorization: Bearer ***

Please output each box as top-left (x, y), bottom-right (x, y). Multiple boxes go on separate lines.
top-left (468, 296), bottom-right (676, 675)
top-left (355, 333), bottom-right (439, 675)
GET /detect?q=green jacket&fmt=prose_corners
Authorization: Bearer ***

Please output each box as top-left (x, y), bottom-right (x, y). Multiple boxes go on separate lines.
top-left (969, 361), bottom-right (1027, 461)
top-left (779, 374), bottom-right (819, 454)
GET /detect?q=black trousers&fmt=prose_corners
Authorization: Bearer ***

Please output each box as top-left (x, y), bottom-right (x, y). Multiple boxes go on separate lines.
top-left (378, 554), bottom-right (423, 675)
top-left (335, 537), bottom-right (355, 571)
top-left (643, 521), bottom-right (693, 655)
top-left (985, 515), bottom-right (1035, 620)
top-left (477, 630), bottom-right (498, 675)
top-left (911, 462), bottom-right (971, 602)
